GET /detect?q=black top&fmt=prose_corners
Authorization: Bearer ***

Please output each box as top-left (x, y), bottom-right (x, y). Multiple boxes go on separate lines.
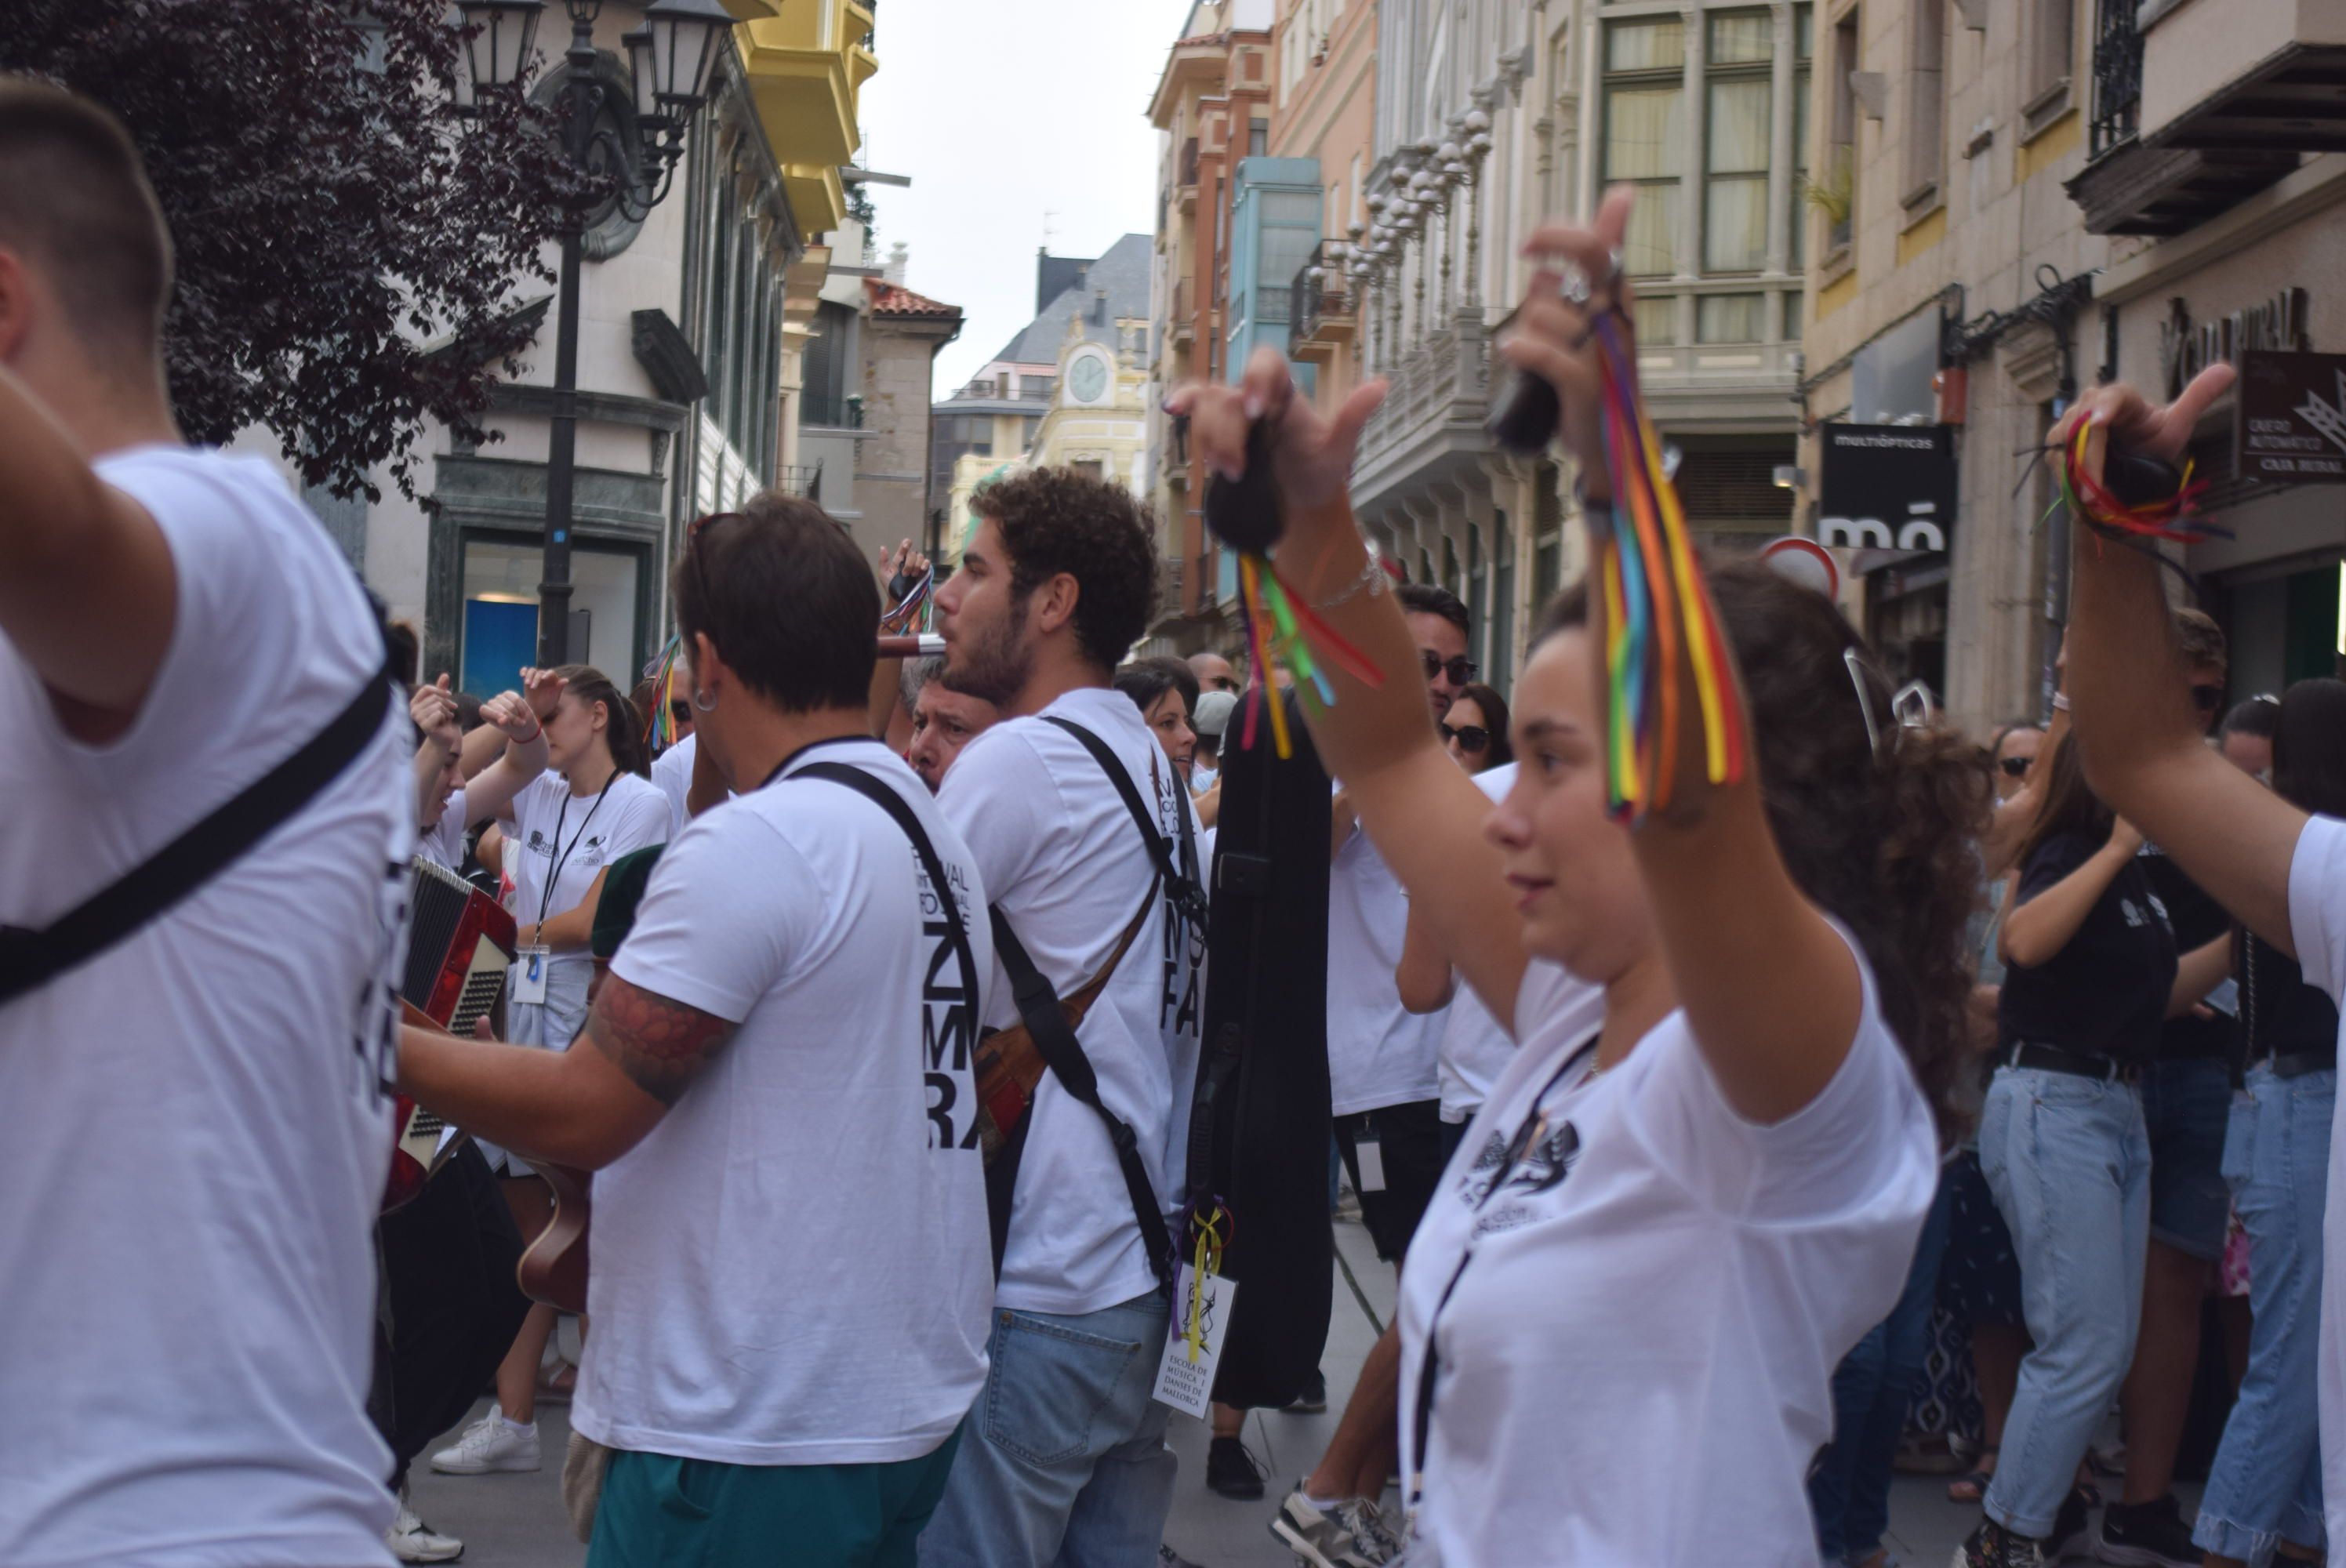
top-left (2140, 844), bottom-right (2232, 1062)
top-left (2239, 930), bottom-right (2341, 1064)
top-left (1998, 829), bottom-right (2178, 1061)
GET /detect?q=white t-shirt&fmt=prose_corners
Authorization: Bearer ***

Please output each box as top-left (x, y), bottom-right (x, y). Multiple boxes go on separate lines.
top-left (0, 447), bottom-right (408, 1568)
top-left (499, 769), bottom-right (668, 974)
top-left (579, 739), bottom-right (993, 1465)
top-left (652, 731), bottom-right (695, 837)
top-left (1396, 931), bottom-right (1935, 1566)
top-left (1433, 765), bottom-right (1523, 1123)
top-left (1329, 797), bottom-right (1447, 1117)
top-left (418, 789), bottom-right (469, 870)
top-left (2283, 815), bottom-right (2346, 1546)
top-left (938, 687), bottom-right (1205, 1316)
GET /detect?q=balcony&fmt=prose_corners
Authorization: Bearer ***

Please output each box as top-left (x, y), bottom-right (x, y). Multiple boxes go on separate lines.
top-left (1156, 556), bottom-right (1185, 627)
top-left (1168, 277), bottom-right (1196, 352)
top-left (1287, 241), bottom-right (1357, 363)
top-left (738, 0), bottom-right (880, 236)
top-left (778, 461), bottom-right (822, 499)
top-left (1352, 311), bottom-right (1495, 510)
top-left (2068, 0), bottom-right (2346, 235)
top-left (1178, 136), bottom-right (1200, 215)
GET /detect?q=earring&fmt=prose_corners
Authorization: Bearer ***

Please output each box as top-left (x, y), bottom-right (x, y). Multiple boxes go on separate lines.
top-left (692, 687), bottom-right (717, 713)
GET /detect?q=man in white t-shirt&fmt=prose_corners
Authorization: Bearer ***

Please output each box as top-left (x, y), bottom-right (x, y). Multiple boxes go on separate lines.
top-left (399, 495), bottom-right (993, 1563)
top-left (917, 466), bottom-right (1206, 1567)
top-left (2050, 367), bottom-right (2346, 1568)
top-left (0, 82), bottom-right (409, 1568)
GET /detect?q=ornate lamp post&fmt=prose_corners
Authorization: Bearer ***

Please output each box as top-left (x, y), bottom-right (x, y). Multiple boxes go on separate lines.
top-left (454, 0), bottom-right (733, 666)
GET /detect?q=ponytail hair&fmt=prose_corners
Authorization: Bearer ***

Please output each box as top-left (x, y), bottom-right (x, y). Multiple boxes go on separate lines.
top-left (553, 663), bottom-right (649, 779)
top-left (1534, 557), bottom-right (1992, 1144)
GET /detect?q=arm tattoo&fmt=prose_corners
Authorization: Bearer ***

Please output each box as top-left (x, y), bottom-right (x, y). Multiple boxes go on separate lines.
top-left (584, 975), bottom-right (737, 1107)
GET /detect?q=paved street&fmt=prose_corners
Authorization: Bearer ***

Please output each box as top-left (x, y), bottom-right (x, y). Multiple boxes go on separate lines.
top-left (410, 1214), bottom-right (2160, 1566)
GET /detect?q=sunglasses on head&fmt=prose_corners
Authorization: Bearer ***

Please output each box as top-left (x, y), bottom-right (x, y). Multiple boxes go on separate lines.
top-left (1421, 652), bottom-right (1479, 685)
top-left (1997, 755), bottom-right (2032, 778)
top-left (1440, 722), bottom-right (1491, 753)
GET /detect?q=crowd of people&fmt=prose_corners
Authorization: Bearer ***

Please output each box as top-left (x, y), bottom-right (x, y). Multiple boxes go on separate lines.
top-left (6, 75), bottom-right (2346, 1568)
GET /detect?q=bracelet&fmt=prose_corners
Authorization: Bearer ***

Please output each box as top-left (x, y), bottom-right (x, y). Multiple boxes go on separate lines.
top-left (1316, 552), bottom-right (1390, 611)
top-left (2050, 691), bottom-right (2071, 713)
top-left (515, 720), bottom-right (543, 744)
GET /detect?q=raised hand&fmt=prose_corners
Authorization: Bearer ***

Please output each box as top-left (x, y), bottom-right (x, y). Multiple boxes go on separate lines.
top-left (1494, 186), bottom-right (1637, 491)
top-left (479, 690), bottom-right (540, 742)
top-left (2052, 362), bottom-right (2236, 473)
top-left (410, 673), bottom-right (459, 753)
top-left (1168, 347), bottom-right (1386, 514)
top-left (518, 666), bottom-right (565, 720)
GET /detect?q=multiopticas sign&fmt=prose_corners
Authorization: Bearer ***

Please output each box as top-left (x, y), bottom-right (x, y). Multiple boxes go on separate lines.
top-left (1816, 423), bottom-right (1959, 554)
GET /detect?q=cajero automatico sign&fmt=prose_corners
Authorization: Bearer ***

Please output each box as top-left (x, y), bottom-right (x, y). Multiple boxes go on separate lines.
top-left (1816, 423), bottom-right (1959, 554)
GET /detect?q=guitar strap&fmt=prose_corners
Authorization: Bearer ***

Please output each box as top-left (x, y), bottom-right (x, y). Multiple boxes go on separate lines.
top-left (0, 651), bottom-right (398, 1008)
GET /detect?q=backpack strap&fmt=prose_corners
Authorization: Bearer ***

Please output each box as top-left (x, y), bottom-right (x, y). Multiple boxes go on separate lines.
top-left (0, 655), bottom-right (398, 1008)
top-left (792, 762), bottom-right (983, 1081)
top-left (1041, 716), bottom-right (1209, 934)
top-left (987, 906), bottom-right (1176, 1292)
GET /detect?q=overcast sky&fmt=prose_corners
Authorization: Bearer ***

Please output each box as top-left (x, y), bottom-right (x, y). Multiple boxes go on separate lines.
top-left (855, 0), bottom-right (1197, 394)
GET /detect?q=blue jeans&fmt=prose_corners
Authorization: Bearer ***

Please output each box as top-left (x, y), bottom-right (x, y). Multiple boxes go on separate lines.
top-left (2141, 1054), bottom-right (2234, 1261)
top-left (2195, 1065), bottom-right (2333, 1563)
top-left (1979, 1066), bottom-right (2152, 1540)
top-left (1811, 1165), bottom-right (1956, 1565)
top-left (918, 1289), bottom-right (1175, 1568)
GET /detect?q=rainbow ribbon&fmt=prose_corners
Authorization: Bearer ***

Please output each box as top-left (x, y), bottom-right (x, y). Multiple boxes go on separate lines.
top-left (1233, 551), bottom-right (1383, 760)
top-left (641, 635), bottom-right (685, 753)
top-left (1588, 311), bottom-right (1745, 823)
top-left (2054, 423), bottom-right (2223, 546)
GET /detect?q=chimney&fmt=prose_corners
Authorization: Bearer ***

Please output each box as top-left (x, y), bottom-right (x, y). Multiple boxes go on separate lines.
top-left (1093, 288), bottom-right (1107, 325)
top-left (885, 241), bottom-right (908, 285)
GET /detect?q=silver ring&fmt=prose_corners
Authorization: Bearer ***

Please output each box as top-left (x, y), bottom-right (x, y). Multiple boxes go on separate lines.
top-left (1558, 264), bottom-right (1592, 307)
top-left (1603, 247), bottom-right (1625, 285)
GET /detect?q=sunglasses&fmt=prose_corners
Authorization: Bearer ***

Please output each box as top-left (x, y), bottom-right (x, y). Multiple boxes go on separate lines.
top-left (2190, 684), bottom-right (2224, 715)
top-left (670, 699), bottom-right (692, 723)
top-left (1440, 723), bottom-right (1492, 753)
top-left (1421, 652), bottom-right (1480, 685)
top-left (1997, 755), bottom-right (2032, 779)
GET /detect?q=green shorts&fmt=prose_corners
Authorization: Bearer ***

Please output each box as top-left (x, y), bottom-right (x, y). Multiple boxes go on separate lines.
top-left (586, 1427), bottom-right (963, 1568)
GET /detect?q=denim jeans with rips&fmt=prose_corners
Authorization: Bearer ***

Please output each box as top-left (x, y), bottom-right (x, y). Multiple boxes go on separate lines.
top-left (2195, 1065), bottom-right (2333, 1563)
top-left (1979, 1066), bottom-right (2152, 1541)
top-left (917, 1288), bottom-right (1176, 1568)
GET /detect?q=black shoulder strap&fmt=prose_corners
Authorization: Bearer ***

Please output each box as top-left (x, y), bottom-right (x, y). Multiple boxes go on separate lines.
top-left (793, 762), bottom-right (983, 1068)
top-left (0, 656), bottom-right (398, 1008)
top-left (1041, 715), bottom-right (1208, 931)
top-left (986, 906), bottom-right (1176, 1291)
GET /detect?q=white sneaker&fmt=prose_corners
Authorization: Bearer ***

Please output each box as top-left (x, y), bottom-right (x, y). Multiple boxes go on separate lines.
top-left (429, 1412), bottom-right (540, 1474)
top-left (385, 1500), bottom-right (465, 1563)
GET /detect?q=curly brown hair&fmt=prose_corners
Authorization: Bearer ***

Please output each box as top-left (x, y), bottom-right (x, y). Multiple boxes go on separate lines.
top-left (973, 466), bottom-right (1159, 673)
top-left (1539, 557), bottom-right (1991, 1144)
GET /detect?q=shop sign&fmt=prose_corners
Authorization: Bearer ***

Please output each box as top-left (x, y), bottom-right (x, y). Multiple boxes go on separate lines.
top-left (1817, 423), bottom-right (1959, 554)
top-left (2163, 287), bottom-right (2310, 400)
top-left (2237, 350), bottom-right (2346, 485)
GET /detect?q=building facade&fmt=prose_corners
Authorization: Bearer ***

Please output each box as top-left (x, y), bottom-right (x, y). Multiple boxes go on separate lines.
top-left (857, 267), bottom-right (964, 560)
top-left (1273, 0), bottom-right (1377, 412)
top-left (291, 1), bottom-right (876, 703)
top-left (1798, 0), bottom-right (2113, 730)
top-left (1798, 0), bottom-right (2346, 731)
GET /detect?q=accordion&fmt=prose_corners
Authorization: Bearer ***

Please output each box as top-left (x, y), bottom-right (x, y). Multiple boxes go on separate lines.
top-left (384, 857), bottom-right (518, 1212)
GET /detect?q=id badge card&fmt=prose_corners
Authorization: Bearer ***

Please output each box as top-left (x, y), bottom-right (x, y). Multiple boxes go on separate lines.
top-left (511, 946), bottom-right (550, 1007)
top-left (1355, 1132), bottom-right (1388, 1193)
top-left (1152, 1264), bottom-right (1237, 1417)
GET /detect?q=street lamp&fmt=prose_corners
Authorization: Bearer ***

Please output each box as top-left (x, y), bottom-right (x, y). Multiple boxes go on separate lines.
top-left (453, 0), bottom-right (729, 666)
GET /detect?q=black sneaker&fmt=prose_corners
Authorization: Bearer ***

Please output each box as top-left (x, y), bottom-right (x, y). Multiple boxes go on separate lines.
top-left (2094, 1494), bottom-right (2198, 1568)
top-left (1207, 1435), bottom-right (1266, 1500)
top-left (1952, 1518), bottom-right (2046, 1568)
top-left (1284, 1370), bottom-right (1328, 1414)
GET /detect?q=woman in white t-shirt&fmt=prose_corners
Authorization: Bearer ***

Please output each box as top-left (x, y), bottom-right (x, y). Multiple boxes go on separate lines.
top-left (1173, 187), bottom-right (1988, 1565)
top-left (408, 674), bottom-right (556, 869)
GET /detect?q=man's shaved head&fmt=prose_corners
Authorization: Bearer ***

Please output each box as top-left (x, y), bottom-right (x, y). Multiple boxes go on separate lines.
top-left (0, 77), bottom-right (172, 361)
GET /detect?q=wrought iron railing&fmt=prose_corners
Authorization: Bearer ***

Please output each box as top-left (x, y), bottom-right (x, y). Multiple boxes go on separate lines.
top-left (778, 462), bottom-right (822, 500)
top-left (1288, 239), bottom-right (1353, 351)
top-left (1179, 136), bottom-right (1200, 188)
top-left (2089, 0), bottom-right (2144, 158)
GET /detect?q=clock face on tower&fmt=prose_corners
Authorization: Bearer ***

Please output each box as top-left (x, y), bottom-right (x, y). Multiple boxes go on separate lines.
top-left (1069, 352), bottom-right (1109, 405)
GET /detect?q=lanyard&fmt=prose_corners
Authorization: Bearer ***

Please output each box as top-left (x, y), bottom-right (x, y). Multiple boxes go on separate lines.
top-left (1405, 1028), bottom-right (1603, 1523)
top-left (536, 771), bottom-right (620, 929)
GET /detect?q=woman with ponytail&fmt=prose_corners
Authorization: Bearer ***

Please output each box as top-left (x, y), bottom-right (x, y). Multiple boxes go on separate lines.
top-left (428, 662), bottom-right (667, 1481)
top-left (1172, 187), bottom-right (1985, 1566)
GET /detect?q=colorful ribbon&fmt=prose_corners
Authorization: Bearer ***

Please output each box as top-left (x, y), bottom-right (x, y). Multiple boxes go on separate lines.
top-left (2054, 423), bottom-right (2224, 546)
top-left (1232, 551), bottom-right (1384, 760)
